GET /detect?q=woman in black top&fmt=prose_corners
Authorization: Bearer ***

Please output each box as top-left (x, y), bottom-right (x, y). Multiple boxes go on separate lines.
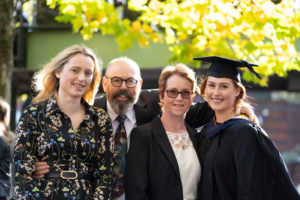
top-left (126, 63), bottom-right (201, 200)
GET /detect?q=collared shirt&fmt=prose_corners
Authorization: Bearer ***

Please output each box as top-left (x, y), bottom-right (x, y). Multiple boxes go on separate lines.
top-left (107, 101), bottom-right (137, 200)
top-left (107, 101), bottom-right (137, 149)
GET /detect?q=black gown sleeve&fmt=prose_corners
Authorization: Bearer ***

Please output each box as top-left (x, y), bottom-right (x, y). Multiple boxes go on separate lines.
top-left (185, 101), bottom-right (214, 128)
top-left (231, 124), bottom-right (300, 200)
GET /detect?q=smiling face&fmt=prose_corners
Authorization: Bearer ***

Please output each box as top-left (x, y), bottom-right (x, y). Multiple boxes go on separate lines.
top-left (204, 76), bottom-right (241, 118)
top-left (102, 59), bottom-right (142, 114)
top-left (160, 74), bottom-right (194, 119)
top-left (55, 53), bottom-right (94, 100)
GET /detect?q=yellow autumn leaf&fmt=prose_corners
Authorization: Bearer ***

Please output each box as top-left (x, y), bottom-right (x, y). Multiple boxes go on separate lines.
top-left (131, 20), bottom-right (142, 32)
top-left (142, 24), bottom-right (153, 34)
top-left (177, 33), bottom-right (187, 41)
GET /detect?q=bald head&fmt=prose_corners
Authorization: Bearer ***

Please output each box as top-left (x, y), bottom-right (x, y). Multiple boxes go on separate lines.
top-left (103, 57), bottom-right (143, 114)
top-left (105, 57), bottom-right (141, 80)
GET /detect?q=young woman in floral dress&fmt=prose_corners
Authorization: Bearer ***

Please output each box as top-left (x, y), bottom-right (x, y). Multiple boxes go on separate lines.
top-left (14, 45), bottom-right (114, 199)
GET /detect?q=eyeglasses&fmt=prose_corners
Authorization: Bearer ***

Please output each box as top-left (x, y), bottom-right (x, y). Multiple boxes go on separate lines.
top-left (106, 76), bottom-right (138, 88)
top-left (165, 90), bottom-right (193, 99)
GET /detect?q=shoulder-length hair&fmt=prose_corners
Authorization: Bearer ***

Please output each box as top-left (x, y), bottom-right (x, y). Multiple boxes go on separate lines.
top-left (32, 45), bottom-right (102, 104)
top-left (158, 63), bottom-right (199, 98)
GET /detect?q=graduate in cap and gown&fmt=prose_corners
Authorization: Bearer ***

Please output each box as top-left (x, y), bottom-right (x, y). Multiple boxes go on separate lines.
top-left (194, 56), bottom-right (300, 200)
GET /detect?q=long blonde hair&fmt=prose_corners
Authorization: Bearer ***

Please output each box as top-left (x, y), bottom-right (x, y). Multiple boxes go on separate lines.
top-left (0, 98), bottom-right (13, 145)
top-left (32, 45), bottom-right (102, 104)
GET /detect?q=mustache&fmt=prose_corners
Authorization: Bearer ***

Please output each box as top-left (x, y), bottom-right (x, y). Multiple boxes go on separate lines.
top-left (112, 90), bottom-right (133, 101)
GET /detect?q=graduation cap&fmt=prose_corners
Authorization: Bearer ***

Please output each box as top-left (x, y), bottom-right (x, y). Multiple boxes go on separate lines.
top-left (193, 56), bottom-right (261, 82)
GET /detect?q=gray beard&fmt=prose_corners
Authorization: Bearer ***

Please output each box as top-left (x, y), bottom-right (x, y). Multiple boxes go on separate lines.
top-left (110, 99), bottom-right (134, 115)
top-left (108, 89), bottom-right (140, 114)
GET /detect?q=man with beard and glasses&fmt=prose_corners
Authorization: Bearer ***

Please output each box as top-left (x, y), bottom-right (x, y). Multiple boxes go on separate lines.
top-left (33, 57), bottom-right (258, 200)
top-left (94, 57), bottom-right (163, 200)
top-left (95, 57), bottom-right (161, 126)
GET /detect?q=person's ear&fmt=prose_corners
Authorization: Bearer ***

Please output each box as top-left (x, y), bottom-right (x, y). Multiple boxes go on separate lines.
top-left (55, 70), bottom-right (61, 79)
top-left (235, 87), bottom-right (241, 98)
top-left (159, 92), bottom-right (164, 104)
top-left (102, 76), bottom-right (108, 92)
top-left (139, 78), bottom-right (143, 88)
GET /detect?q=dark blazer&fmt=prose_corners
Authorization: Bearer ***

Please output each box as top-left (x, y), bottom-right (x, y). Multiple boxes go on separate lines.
top-left (94, 89), bottom-right (213, 128)
top-left (125, 116), bottom-right (201, 200)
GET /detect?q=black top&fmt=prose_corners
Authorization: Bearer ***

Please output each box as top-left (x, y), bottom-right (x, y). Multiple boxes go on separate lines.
top-left (193, 56), bottom-right (261, 81)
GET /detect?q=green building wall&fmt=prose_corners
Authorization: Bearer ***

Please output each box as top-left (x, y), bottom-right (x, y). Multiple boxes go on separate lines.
top-left (26, 30), bottom-right (172, 70)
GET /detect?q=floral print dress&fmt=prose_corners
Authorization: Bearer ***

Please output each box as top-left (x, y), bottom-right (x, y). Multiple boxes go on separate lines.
top-left (14, 97), bottom-right (114, 200)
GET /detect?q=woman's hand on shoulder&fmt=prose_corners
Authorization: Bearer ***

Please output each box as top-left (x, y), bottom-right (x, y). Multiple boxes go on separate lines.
top-left (235, 103), bottom-right (259, 126)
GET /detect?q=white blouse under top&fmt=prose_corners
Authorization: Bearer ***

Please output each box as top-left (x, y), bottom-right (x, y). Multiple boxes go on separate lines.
top-left (166, 131), bottom-right (201, 200)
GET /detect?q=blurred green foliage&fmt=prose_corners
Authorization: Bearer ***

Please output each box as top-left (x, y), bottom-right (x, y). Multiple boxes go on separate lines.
top-left (45, 0), bottom-right (300, 86)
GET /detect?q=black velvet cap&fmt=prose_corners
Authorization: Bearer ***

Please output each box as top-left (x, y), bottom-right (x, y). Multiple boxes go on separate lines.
top-left (193, 56), bottom-right (261, 82)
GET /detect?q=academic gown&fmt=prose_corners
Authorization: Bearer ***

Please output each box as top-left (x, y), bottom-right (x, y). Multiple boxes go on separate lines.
top-left (198, 117), bottom-right (300, 200)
